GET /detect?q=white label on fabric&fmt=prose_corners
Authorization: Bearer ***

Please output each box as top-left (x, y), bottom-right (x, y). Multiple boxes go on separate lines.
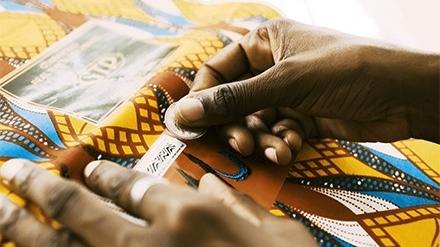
top-left (134, 132), bottom-right (186, 177)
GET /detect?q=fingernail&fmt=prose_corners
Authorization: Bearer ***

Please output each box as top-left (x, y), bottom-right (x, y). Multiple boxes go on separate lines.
top-left (177, 98), bottom-right (204, 122)
top-left (264, 148), bottom-right (279, 164)
top-left (1, 159), bottom-right (24, 182)
top-left (283, 137), bottom-right (294, 149)
top-left (228, 138), bottom-right (241, 153)
top-left (84, 160), bottom-right (102, 178)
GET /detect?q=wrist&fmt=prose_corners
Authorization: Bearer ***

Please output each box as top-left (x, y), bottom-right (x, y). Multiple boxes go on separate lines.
top-left (365, 45), bottom-right (439, 142)
top-left (405, 53), bottom-right (439, 142)
top-left (408, 103), bottom-right (439, 142)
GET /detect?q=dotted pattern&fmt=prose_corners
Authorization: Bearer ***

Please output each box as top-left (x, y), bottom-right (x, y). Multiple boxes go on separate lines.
top-left (151, 84), bottom-right (171, 123)
top-left (1, 2), bottom-right (439, 247)
top-left (274, 201), bottom-right (346, 247)
top-left (0, 57), bottom-right (27, 68)
top-left (312, 187), bottom-right (397, 214)
top-left (170, 67), bottom-right (197, 82)
top-left (290, 175), bottom-right (440, 202)
top-left (393, 141), bottom-right (440, 183)
top-left (0, 96), bottom-right (60, 159)
top-left (338, 140), bottom-right (439, 193)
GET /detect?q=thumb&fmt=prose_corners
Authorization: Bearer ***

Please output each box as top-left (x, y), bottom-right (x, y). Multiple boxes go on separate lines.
top-left (175, 63), bottom-right (289, 127)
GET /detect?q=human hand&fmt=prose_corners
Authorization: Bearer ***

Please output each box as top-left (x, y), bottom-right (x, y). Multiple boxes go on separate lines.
top-left (173, 18), bottom-right (439, 165)
top-left (0, 159), bottom-right (316, 247)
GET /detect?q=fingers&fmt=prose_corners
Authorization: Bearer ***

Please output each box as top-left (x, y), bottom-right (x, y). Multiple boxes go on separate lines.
top-left (175, 62), bottom-right (290, 128)
top-left (83, 160), bottom-right (201, 223)
top-left (83, 160), bottom-right (144, 214)
top-left (244, 110), bottom-right (293, 166)
top-left (271, 118), bottom-right (304, 155)
top-left (0, 159), bottom-right (145, 247)
top-left (85, 161), bottom-right (254, 247)
top-left (177, 22), bottom-right (289, 128)
top-left (256, 132), bottom-right (292, 166)
top-left (277, 107), bottom-right (318, 138)
top-left (198, 173), bottom-right (269, 227)
top-left (200, 173), bottom-right (318, 247)
top-left (216, 108), bottom-right (297, 165)
top-left (0, 195), bottom-right (84, 247)
top-left (218, 123), bottom-right (254, 156)
top-left (191, 24), bottom-right (274, 92)
top-left (277, 129), bottom-right (303, 156)
top-left (191, 42), bottom-right (249, 91)
top-left (252, 109), bottom-right (277, 126)
top-left (217, 109), bottom-right (301, 165)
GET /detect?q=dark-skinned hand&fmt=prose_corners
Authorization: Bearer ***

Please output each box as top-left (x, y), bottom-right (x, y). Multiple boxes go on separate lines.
top-left (174, 18), bottom-right (439, 166)
top-left (0, 159), bottom-right (316, 247)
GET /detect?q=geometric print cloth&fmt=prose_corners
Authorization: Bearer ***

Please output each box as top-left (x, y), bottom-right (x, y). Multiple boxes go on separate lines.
top-left (0, 1), bottom-right (439, 246)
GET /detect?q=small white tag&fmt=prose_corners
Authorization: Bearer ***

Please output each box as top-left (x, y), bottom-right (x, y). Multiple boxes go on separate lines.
top-left (133, 133), bottom-right (186, 177)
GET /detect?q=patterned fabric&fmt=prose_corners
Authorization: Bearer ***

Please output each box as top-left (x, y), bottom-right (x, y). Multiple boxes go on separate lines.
top-left (0, 1), bottom-right (438, 246)
top-left (271, 139), bottom-right (440, 246)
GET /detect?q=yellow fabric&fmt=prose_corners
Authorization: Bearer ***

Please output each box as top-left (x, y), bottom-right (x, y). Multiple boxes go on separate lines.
top-left (0, 1), bottom-right (438, 246)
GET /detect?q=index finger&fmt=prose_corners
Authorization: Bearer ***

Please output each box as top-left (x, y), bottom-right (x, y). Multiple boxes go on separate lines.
top-left (191, 25), bottom-right (275, 92)
top-left (191, 42), bottom-right (249, 92)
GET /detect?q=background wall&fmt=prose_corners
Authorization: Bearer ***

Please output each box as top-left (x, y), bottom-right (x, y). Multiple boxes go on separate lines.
top-left (267, 0), bottom-right (440, 53)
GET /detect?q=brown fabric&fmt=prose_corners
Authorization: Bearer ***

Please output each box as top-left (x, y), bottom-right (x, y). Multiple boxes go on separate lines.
top-left (52, 145), bottom-right (97, 182)
top-left (0, 61), bottom-right (14, 78)
top-left (150, 71), bottom-right (190, 100)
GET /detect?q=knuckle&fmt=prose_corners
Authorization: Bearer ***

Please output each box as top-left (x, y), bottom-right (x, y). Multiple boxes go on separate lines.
top-left (43, 230), bottom-right (77, 247)
top-left (265, 18), bottom-right (296, 38)
top-left (272, 18), bottom-right (291, 28)
top-left (201, 84), bottom-right (241, 120)
top-left (199, 63), bottom-right (225, 84)
top-left (214, 85), bottom-right (237, 113)
top-left (45, 182), bottom-right (82, 218)
top-left (254, 25), bottom-right (270, 41)
top-left (221, 187), bottom-right (246, 205)
top-left (0, 198), bottom-right (22, 234)
top-left (179, 202), bottom-right (218, 221)
top-left (245, 115), bottom-right (268, 132)
top-left (90, 163), bottom-right (142, 200)
top-left (272, 60), bottom-right (296, 83)
top-left (276, 59), bottom-right (293, 72)
top-left (265, 19), bottom-right (300, 60)
top-left (105, 171), bottom-right (137, 199)
top-left (162, 200), bottom-right (224, 247)
top-left (14, 164), bottom-right (40, 196)
top-left (261, 18), bottom-right (291, 30)
top-left (176, 202), bottom-right (202, 217)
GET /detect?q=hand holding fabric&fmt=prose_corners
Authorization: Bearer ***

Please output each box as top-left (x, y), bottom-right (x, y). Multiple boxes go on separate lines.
top-left (0, 159), bottom-right (316, 247)
top-left (174, 19), bottom-right (439, 165)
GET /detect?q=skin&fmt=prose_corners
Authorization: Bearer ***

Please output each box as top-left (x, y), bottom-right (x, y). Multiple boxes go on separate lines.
top-left (0, 18), bottom-right (438, 246)
top-left (175, 18), bottom-right (439, 166)
top-left (0, 159), bottom-right (316, 247)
